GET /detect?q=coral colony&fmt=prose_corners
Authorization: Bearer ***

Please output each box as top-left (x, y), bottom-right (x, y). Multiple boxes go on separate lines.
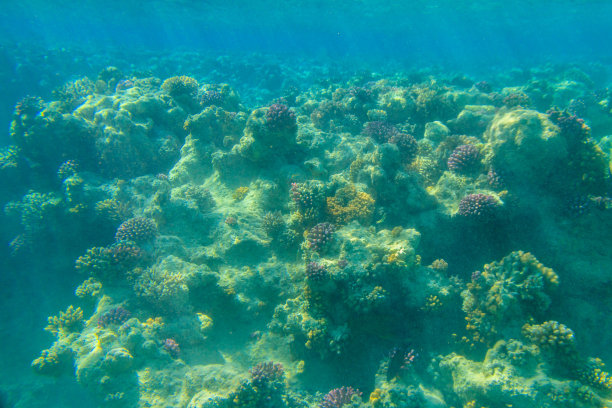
top-left (0, 56), bottom-right (608, 408)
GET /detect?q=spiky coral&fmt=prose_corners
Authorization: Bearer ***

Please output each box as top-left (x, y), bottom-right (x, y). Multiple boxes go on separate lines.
top-left (307, 222), bottom-right (335, 252)
top-left (320, 387), bottom-right (362, 408)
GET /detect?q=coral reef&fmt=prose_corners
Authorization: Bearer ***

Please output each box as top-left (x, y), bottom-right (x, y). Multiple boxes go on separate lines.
top-left (447, 144), bottom-right (481, 174)
top-left (98, 307), bottom-right (131, 328)
top-left (306, 222), bottom-right (335, 252)
top-left (457, 193), bottom-right (501, 219)
top-left (115, 217), bottom-right (158, 243)
top-left (45, 305), bottom-right (84, 337)
top-left (7, 58), bottom-right (612, 408)
top-left (266, 103), bottom-right (297, 133)
top-left (320, 387), bottom-right (362, 408)
top-left (462, 251), bottom-right (559, 344)
top-left (326, 184), bottom-right (375, 225)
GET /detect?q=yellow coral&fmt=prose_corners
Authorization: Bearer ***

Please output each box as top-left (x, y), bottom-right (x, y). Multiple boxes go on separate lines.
top-left (95, 199), bottom-right (130, 223)
top-left (75, 277), bottom-right (102, 299)
top-left (423, 295), bottom-right (443, 312)
top-left (580, 358), bottom-right (612, 390)
top-left (327, 184), bottom-right (375, 225)
top-left (430, 259), bottom-right (449, 272)
top-left (161, 75), bottom-right (198, 97)
top-left (232, 186), bottom-right (249, 201)
top-left (197, 313), bottom-right (213, 333)
top-left (349, 157), bottom-right (365, 181)
top-left (369, 388), bottom-right (384, 406)
top-left (45, 305), bottom-right (84, 337)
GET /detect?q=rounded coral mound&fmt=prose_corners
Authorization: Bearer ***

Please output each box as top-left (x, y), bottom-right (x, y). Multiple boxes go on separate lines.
top-left (484, 109), bottom-right (567, 187)
top-left (389, 132), bottom-right (418, 163)
top-left (320, 386), bottom-right (362, 408)
top-left (161, 75), bottom-right (199, 100)
top-left (305, 261), bottom-right (328, 281)
top-left (457, 193), bottom-right (500, 219)
top-left (266, 103), bottom-right (296, 132)
top-left (523, 320), bottom-right (576, 356)
top-left (362, 121), bottom-right (397, 143)
top-left (447, 144), bottom-right (480, 174)
top-left (307, 222), bottom-right (335, 252)
top-left (114, 217), bottom-right (157, 243)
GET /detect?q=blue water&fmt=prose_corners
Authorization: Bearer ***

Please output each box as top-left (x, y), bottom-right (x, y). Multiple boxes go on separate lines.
top-left (2, 0), bottom-right (612, 139)
top-left (1, 1), bottom-right (612, 407)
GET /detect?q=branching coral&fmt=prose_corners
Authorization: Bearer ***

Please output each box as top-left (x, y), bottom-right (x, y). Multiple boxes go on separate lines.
top-left (45, 305), bottom-right (84, 337)
top-left (31, 345), bottom-right (75, 376)
top-left (522, 320), bottom-right (576, 357)
top-left (447, 144), bottom-right (481, 174)
top-left (133, 256), bottom-right (194, 315)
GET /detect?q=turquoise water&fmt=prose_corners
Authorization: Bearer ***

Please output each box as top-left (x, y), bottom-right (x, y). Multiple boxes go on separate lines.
top-left (1, 1), bottom-right (612, 407)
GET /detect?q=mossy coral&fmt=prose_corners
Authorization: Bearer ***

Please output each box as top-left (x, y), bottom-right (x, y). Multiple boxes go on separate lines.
top-left (326, 184), bottom-right (375, 225)
top-left (463, 251), bottom-right (559, 344)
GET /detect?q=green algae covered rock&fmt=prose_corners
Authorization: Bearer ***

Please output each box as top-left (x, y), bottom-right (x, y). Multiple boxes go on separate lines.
top-left (484, 108), bottom-right (567, 187)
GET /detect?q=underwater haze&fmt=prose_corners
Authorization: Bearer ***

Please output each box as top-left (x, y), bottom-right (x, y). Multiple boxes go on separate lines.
top-left (1, 1), bottom-right (612, 407)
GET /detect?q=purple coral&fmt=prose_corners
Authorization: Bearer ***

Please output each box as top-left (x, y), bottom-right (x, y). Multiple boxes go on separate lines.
top-left (115, 79), bottom-right (134, 92)
top-left (291, 182), bottom-right (314, 209)
top-left (474, 81), bottom-right (492, 93)
top-left (249, 361), bottom-right (285, 385)
top-left (200, 90), bottom-right (224, 107)
top-left (115, 217), bottom-right (157, 243)
top-left (447, 144), bottom-right (480, 174)
top-left (565, 195), bottom-right (591, 217)
top-left (458, 193), bottom-right (500, 219)
top-left (547, 108), bottom-right (590, 144)
top-left (389, 132), bottom-right (418, 163)
top-left (502, 91), bottom-right (531, 108)
top-left (387, 346), bottom-right (418, 379)
top-left (98, 307), bottom-right (131, 328)
top-left (348, 87), bottom-right (373, 102)
top-left (307, 222), bottom-right (335, 252)
top-left (266, 103), bottom-right (297, 132)
top-left (290, 181), bottom-right (325, 216)
top-left (320, 387), bottom-right (362, 408)
top-left (108, 240), bottom-right (144, 268)
top-left (163, 338), bottom-right (180, 358)
top-left (362, 121), bottom-right (397, 144)
top-left (471, 270), bottom-right (483, 283)
top-left (306, 261), bottom-right (328, 281)
top-left (487, 168), bottom-right (505, 189)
